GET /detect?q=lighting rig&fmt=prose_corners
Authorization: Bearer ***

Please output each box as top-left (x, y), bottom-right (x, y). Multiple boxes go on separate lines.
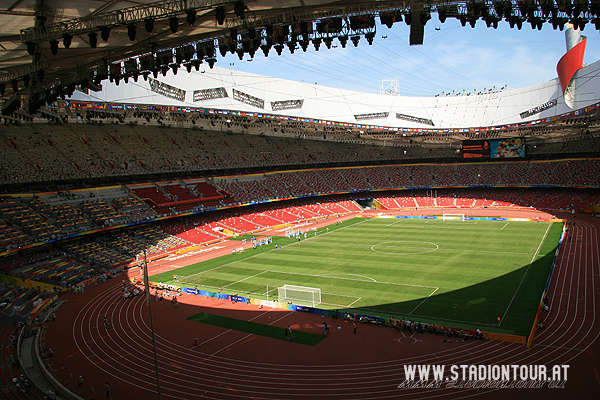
top-left (4, 1), bottom-right (600, 118)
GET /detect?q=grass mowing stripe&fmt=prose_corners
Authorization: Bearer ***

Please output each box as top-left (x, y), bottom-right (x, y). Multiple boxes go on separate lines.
top-left (187, 312), bottom-right (325, 346)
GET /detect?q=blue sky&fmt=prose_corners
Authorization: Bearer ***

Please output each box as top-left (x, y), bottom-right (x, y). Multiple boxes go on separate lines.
top-left (212, 16), bottom-right (599, 97)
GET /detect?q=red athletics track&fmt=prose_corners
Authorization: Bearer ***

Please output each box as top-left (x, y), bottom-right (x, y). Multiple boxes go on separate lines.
top-left (40, 210), bottom-right (600, 400)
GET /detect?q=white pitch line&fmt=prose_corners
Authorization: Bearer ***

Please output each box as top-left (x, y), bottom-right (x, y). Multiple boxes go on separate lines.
top-left (319, 273), bottom-right (377, 282)
top-left (390, 225), bottom-right (513, 231)
top-left (439, 248), bottom-right (533, 255)
top-left (321, 292), bottom-right (362, 299)
top-left (224, 270), bottom-right (268, 288)
top-left (387, 220), bottom-right (405, 227)
top-left (499, 222), bottom-right (552, 326)
top-left (346, 297), bottom-right (362, 307)
top-left (267, 269), bottom-right (438, 289)
top-left (408, 287), bottom-right (439, 315)
top-left (500, 222), bottom-right (509, 230)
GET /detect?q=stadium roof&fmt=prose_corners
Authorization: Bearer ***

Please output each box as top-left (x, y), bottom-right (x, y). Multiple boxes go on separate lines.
top-left (1, 1), bottom-right (600, 147)
top-left (2, 1), bottom-right (599, 103)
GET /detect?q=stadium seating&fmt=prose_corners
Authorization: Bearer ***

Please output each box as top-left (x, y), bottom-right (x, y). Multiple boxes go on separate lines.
top-left (473, 189), bottom-right (498, 208)
top-left (550, 189), bottom-right (600, 211)
top-left (454, 164), bottom-right (481, 186)
top-left (455, 189), bottom-right (478, 208)
top-left (386, 166), bottom-right (412, 188)
top-left (477, 163), bottom-right (505, 186)
top-left (516, 188), bottom-right (552, 208)
top-left (432, 165), bottom-right (456, 187)
top-left (374, 193), bottom-right (401, 210)
top-left (568, 158), bottom-right (600, 187)
top-left (494, 188), bottom-right (526, 207)
top-left (393, 192), bottom-right (418, 208)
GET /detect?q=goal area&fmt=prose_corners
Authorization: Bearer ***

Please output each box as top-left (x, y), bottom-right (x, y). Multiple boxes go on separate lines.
top-left (442, 213), bottom-right (465, 221)
top-left (277, 284), bottom-right (321, 307)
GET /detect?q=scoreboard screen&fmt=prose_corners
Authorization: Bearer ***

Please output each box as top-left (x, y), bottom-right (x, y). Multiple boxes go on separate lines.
top-left (462, 138), bottom-right (525, 159)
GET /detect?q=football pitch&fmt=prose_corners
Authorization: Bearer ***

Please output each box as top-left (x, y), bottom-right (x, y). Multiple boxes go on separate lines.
top-left (153, 217), bottom-right (563, 336)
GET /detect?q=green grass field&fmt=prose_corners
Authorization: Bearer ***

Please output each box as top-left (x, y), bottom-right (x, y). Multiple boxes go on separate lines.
top-left (153, 217), bottom-right (563, 336)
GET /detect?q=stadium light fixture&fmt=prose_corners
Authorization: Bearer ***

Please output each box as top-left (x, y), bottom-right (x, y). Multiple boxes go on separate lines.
top-left (205, 43), bottom-right (215, 58)
top-left (49, 40), bottom-right (59, 55)
top-left (100, 27), bottom-right (111, 42)
top-left (300, 21), bottom-right (309, 34)
top-left (186, 9), bottom-right (197, 26)
top-left (287, 41), bottom-right (295, 54)
top-left (169, 17), bottom-right (179, 33)
top-left (338, 35), bottom-right (348, 48)
top-left (215, 7), bottom-right (226, 25)
top-left (351, 35), bottom-right (360, 47)
top-left (88, 32), bottom-right (98, 48)
top-left (312, 37), bottom-right (321, 51)
top-left (365, 32), bottom-right (375, 45)
top-left (438, 9), bottom-right (447, 23)
top-left (196, 45), bottom-right (205, 60)
top-left (323, 37), bottom-right (333, 49)
top-left (145, 18), bottom-right (155, 33)
top-left (127, 25), bottom-right (137, 41)
top-left (261, 44), bottom-right (269, 57)
top-left (62, 34), bottom-right (73, 48)
top-left (26, 42), bottom-right (36, 55)
top-left (234, 1), bottom-right (246, 19)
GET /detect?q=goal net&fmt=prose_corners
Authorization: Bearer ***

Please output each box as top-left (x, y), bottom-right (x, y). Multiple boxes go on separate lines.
top-left (278, 284), bottom-right (321, 307)
top-left (442, 213), bottom-right (465, 221)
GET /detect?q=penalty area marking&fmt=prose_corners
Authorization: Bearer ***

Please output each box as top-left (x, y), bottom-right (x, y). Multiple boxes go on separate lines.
top-left (262, 269), bottom-right (438, 289)
top-left (319, 273), bottom-right (377, 282)
top-left (371, 241), bottom-right (439, 255)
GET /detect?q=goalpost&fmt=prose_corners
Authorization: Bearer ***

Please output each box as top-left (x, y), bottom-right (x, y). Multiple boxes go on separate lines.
top-left (278, 284), bottom-right (321, 307)
top-left (442, 213), bottom-right (465, 221)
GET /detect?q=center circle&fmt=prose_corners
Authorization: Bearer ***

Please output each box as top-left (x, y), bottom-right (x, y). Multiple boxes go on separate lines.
top-left (371, 241), bottom-right (439, 255)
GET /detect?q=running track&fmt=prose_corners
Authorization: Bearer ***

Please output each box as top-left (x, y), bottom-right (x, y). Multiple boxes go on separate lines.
top-left (41, 214), bottom-right (600, 399)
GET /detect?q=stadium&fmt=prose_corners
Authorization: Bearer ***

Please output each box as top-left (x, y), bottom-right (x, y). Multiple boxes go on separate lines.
top-left (0, 1), bottom-right (599, 399)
